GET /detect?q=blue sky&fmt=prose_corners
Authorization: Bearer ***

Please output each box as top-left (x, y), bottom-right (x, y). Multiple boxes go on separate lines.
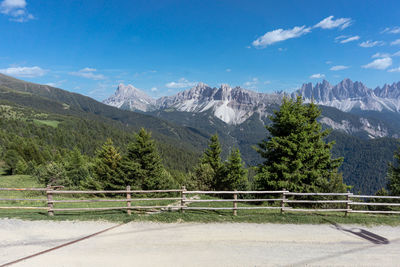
top-left (1, 0), bottom-right (400, 100)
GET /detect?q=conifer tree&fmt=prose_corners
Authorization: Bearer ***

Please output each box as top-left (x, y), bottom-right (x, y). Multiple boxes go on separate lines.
top-left (198, 134), bottom-right (224, 189)
top-left (255, 96), bottom-right (346, 192)
top-left (221, 148), bottom-right (248, 191)
top-left (65, 147), bottom-right (91, 187)
top-left (189, 163), bottom-right (215, 191)
top-left (201, 134), bottom-right (222, 173)
top-left (124, 128), bottom-right (174, 189)
top-left (388, 147), bottom-right (400, 195)
top-left (92, 139), bottom-right (126, 190)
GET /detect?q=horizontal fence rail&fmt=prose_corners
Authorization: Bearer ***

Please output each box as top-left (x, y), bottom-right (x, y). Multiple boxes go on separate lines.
top-left (1, 186), bottom-right (400, 216)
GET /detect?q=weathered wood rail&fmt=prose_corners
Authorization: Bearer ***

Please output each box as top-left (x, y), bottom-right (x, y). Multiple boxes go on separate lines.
top-left (1, 186), bottom-right (400, 216)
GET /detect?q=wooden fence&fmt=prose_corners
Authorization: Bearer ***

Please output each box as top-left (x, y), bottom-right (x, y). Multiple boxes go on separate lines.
top-left (1, 186), bottom-right (400, 216)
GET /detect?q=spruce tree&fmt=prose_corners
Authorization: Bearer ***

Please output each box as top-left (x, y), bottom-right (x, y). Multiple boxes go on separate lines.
top-left (255, 96), bottom-right (346, 193)
top-left (201, 134), bottom-right (222, 173)
top-left (221, 148), bottom-right (248, 191)
top-left (189, 163), bottom-right (215, 190)
top-left (388, 147), bottom-right (400, 195)
top-left (65, 147), bottom-right (91, 187)
top-left (199, 134), bottom-right (224, 189)
top-left (92, 139), bottom-right (126, 190)
top-left (124, 128), bottom-right (174, 189)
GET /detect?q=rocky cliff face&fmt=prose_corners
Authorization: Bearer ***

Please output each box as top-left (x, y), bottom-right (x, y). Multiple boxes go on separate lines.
top-left (156, 83), bottom-right (282, 124)
top-left (295, 78), bottom-right (400, 112)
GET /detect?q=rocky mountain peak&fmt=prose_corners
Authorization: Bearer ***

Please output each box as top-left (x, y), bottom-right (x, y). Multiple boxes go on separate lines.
top-left (103, 83), bottom-right (155, 111)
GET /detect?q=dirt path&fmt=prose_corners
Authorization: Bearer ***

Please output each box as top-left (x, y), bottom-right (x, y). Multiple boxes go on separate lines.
top-left (1, 219), bottom-right (399, 266)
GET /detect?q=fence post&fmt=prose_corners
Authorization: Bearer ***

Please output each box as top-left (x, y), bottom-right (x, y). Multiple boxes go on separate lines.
top-left (46, 185), bottom-right (54, 216)
top-left (126, 185), bottom-right (131, 215)
top-left (181, 186), bottom-right (186, 213)
top-left (281, 188), bottom-right (286, 214)
top-left (233, 190), bottom-right (238, 216)
top-left (345, 190), bottom-right (351, 216)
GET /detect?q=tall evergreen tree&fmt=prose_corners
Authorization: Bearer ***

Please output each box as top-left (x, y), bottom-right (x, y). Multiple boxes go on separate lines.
top-left (92, 139), bottom-right (126, 190)
top-left (221, 148), bottom-right (248, 191)
top-left (388, 147), bottom-right (400, 195)
top-left (201, 134), bottom-right (222, 173)
top-left (65, 147), bottom-right (91, 187)
top-left (189, 163), bottom-right (215, 191)
top-left (255, 96), bottom-right (346, 192)
top-left (124, 128), bottom-right (174, 189)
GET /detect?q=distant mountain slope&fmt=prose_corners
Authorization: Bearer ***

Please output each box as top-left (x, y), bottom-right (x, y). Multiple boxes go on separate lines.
top-left (0, 74), bottom-right (210, 152)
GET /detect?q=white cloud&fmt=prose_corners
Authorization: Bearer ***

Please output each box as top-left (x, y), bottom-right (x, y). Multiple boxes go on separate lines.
top-left (325, 61), bottom-right (333, 65)
top-left (362, 57), bottom-right (392, 70)
top-left (359, 40), bottom-right (385, 48)
top-left (151, 87), bottom-right (158, 92)
top-left (391, 39), bottom-right (400, 46)
top-left (310, 73), bottom-right (325, 79)
top-left (81, 67), bottom-right (96, 72)
top-left (226, 68), bottom-right (231, 72)
top-left (382, 27), bottom-right (400, 34)
top-left (243, 77), bottom-right (259, 88)
top-left (0, 0), bottom-right (34, 22)
top-left (330, 65), bottom-right (349, 71)
top-left (252, 25), bottom-right (311, 48)
top-left (372, 52), bottom-right (391, 58)
top-left (0, 66), bottom-right (46, 77)
top-left (393, 51), bottom-right (400, 57)
top-left (264, 80), bottom-right (271, 84)
top-left (339, 36), bottom-right (360, 44)
top-left (165, 78), bottom-right (196, 89)
top-left (69, 68), bottom-right (105, 80)
top-left (372, 51), bottom-right (400, 58)
top-left (314, 16), bottom-right (352, 30)
top-left (388, 67), bottom-right (400, 73)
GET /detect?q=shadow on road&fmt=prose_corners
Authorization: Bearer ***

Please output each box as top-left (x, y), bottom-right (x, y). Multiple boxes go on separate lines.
top-left (323, 218), bottom-right (389, 245)
top-left (287, 219), bottom-right (395, 266)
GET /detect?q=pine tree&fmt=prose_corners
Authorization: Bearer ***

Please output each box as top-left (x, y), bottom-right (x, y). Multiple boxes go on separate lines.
top-left (92, 139), bottom-right (126, 190)
top-left (124, 128), bottom-right (174, 189)
top-left (65, 147), bottom-right (91, 187)
top-left (189, 163), bottom-right (215, 191)
top-left (255, 96), bottom-right (346, 193)
top-left (221, 148), bottom-right (248, 191)
top-left (388, 147), bottom-right (400, 195)
top-left (200, 134), bottom-right (223, 189)
top-left (201, 134), bottom-right (222, 173)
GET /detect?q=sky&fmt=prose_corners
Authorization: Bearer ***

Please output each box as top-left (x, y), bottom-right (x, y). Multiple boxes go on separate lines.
top-left (1, 0), bottom-right (400, 100)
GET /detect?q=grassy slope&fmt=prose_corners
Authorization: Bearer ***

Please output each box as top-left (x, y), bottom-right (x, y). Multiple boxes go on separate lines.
top-left (1, 174), bottom-right (399, 225)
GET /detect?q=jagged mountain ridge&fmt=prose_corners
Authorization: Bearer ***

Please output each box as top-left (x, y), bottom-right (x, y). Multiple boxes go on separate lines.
top-left (103, 79), bottom-right (400, 138)
top-left (104, 78), bottom-right (400, 118)
top-left (104, 82), bottom-right (282, 124)
top-left (296, 78), bottom-right (400, 112)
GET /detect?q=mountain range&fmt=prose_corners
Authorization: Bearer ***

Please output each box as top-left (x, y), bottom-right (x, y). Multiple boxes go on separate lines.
top-left (104, 79), bottom-right (400, 139)
top-left (0, 73), bottom-right (398, 194)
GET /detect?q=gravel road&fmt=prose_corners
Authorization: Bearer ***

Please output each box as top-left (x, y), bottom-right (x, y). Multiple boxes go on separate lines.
top-left (1, 219), bottom-right (399, 266)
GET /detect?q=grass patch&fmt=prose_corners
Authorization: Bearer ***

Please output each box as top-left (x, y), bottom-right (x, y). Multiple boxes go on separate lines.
top-left (33, 119), bottom-right (60, 128)
top-left (1, 174), bottom-right (400, 225)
